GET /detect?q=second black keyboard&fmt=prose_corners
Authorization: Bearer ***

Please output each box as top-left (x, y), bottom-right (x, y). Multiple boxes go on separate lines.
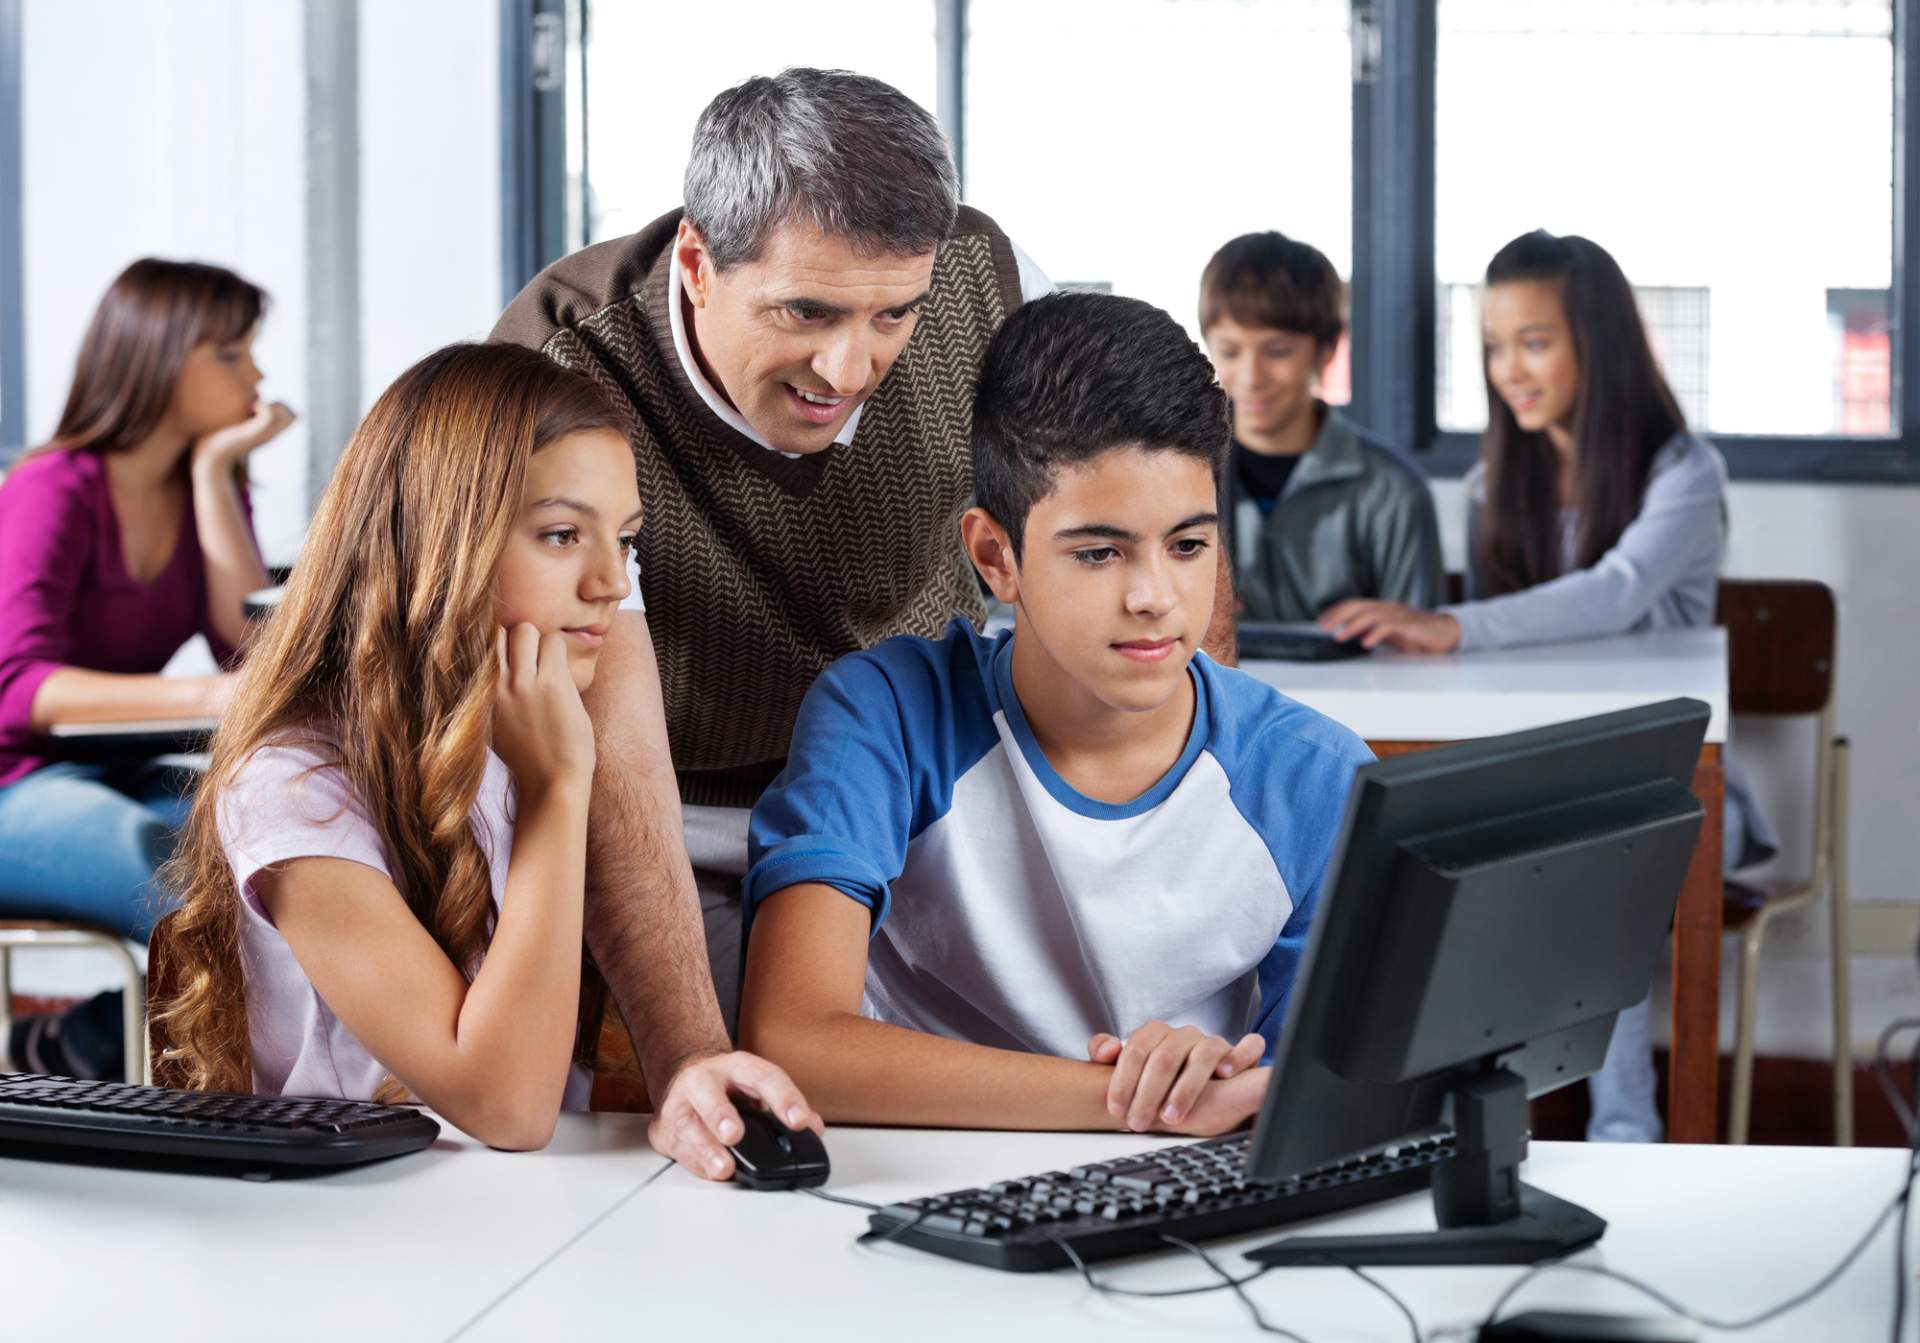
top-left (0, 1072), bottom-right (442, 1170)
top-left (868, 1129), bottom-right (1452, 1271)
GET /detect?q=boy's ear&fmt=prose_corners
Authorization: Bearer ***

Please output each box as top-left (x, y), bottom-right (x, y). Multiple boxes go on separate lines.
top-left (1315, 337), bottom-right (1341, 377)
top-left (960, 506), bottom-right (1021, 605)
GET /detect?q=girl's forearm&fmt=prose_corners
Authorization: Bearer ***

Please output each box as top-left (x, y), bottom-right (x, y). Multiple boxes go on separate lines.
top-left (191, 463), bottom-right (270, 651)
top-left (29, 667), bottom-right (222, 730)
top-left (448, 776), bottom-right (590, 1124)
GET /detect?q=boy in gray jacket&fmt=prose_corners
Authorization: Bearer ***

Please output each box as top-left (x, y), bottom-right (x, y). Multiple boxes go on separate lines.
top-left (1201, 232), bottom-right (1441, 622)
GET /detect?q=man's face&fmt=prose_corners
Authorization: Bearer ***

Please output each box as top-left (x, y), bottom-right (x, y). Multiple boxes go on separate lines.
top-left (678, 218), bottom-right (935, 454)
top-left (977, 446), bottom-right (1220, 717)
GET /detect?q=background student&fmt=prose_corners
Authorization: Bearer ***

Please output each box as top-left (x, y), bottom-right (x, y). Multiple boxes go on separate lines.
top-left (1200, 231), bottom-right (1441, 622)
top-left (0, 258), bottom-right (288, 1079)
top-left (153, 342), bottom-right (818, 1151)
top-left (1321, 229), bottom-right (1777, 1142)
top-left (738, 294), bottom-right (1371, 1134)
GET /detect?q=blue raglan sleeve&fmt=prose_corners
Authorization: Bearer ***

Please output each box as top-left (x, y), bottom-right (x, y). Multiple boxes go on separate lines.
top-left (743, 651), bottom-right (918, 933)
top-left (1236, 715), bottom-right (1375, 1059)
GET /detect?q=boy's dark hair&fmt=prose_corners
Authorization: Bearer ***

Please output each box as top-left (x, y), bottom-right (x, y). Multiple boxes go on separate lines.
top-left (1198, 231), bottom-right (1345, 351)
top-left (972, 291), bottom-right (1230, 557)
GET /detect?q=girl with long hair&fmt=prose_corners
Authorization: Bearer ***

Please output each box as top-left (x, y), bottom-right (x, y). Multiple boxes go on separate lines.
top-left (151, 342), bottom-right (667, 1148)
top-left (0, 258), bottom-right (291, 1078)
top-left (1322, 229), bottom-right (1776, 1143)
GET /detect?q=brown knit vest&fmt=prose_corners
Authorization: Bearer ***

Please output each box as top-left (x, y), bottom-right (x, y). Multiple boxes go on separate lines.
top-left (494, 208), bottom-right (1024, 806)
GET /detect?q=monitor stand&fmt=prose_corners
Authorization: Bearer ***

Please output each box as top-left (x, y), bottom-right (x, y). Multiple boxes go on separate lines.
top-left (1244, 1067), bottom-right (1606, 1268)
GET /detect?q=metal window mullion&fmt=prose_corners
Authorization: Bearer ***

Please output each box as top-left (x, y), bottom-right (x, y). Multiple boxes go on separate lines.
top-left (936, 0), bottom-right (967, 195)
top-left (499, 0), bottom-right (535, 304)
top-left (303, 0), bottom-right (360, 505)
top-left (1895, 0), bottom-right (1920, 454)
top-left (498, 0), bottom-right (569, 302)
top-left (1350, 0), bottom-right (1436, 455)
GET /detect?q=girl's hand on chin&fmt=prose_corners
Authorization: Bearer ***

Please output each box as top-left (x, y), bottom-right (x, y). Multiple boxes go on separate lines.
top-left (192, 401), bottom-right (298, 472)
top-left (491, 623), bottom-right (595, 788)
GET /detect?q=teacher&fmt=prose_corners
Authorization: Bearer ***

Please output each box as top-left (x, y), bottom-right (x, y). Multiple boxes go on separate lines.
top-left (494, 68), bottom-right (1086, 1179)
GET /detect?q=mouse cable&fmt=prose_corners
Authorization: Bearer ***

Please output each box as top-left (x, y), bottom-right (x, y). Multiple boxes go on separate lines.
top-left (1470, 1018), bottom-right (1920, 1343)
top-left (795, 1185), bottom-right (884, 1212)
top-left (788, 1185), bottom-right (946, 1250)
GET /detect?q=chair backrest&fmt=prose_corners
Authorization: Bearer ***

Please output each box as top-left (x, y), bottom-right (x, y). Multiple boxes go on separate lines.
top-left (1716, 579), bottom-right (1836, 717)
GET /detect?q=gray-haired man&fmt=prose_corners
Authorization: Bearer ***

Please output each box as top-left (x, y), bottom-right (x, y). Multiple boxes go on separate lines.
top-left (494, 69), bottom-right (1054, 1178)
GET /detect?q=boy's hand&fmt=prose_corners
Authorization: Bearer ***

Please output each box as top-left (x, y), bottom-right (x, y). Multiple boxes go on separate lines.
top-left (1159, 1065), bottom-right (1271, 1137)
top-left (1087, 1021), bottom-right (1266, 1132)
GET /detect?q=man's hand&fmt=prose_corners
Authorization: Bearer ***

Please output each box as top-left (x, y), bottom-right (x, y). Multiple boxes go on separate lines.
top-left (646, 1049), bottom-right (822, 1181)
top-left (1087, 1021), bottom-right (1265, 1133)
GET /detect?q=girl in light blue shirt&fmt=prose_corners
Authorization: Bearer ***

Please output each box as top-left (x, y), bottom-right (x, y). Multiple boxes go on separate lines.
top-left (1323, 230), bottom-right (1775, 1143)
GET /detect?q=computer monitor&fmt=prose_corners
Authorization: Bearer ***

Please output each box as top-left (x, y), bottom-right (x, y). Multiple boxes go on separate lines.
top-left (1243, 697), bottom-right (1710, 1267)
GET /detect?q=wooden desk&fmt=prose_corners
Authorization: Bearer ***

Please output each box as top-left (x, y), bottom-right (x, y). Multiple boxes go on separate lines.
top-left (1243, 628), bottom-right (1729, 1144)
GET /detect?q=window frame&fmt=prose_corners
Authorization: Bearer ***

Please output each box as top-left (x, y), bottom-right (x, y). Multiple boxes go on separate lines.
top-left (503, 0), bottom-right (1920, 484)
top-left (1354, 0), bottom-right (1920, 484)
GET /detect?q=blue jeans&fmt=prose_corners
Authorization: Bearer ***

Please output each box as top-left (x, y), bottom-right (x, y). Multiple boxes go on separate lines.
top-left (1587, 995), bottom-right (1663, 1142)
top-left (0, 760), bottom-right (195, 941)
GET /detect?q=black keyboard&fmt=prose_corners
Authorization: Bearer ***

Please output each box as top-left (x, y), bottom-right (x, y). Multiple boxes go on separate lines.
top-left (868, 1129), bottom-right (1452, 1272)
top-left (0, 1073), bottom-right (441, 1170)
top-left (1237, 620), bottom-right (1370, 662)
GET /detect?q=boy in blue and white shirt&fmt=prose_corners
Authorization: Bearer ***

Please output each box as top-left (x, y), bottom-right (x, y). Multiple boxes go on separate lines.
top-left (740, 293), bottom-right (1371, 1137)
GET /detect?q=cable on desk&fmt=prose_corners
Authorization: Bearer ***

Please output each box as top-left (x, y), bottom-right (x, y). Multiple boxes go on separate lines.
top-left (796, 1185), bottom-right (883, 1212)
top-left (1476, 1017), bottom-right (1920, 1343)
top-left (1159, 1234), bottom-right (1317, 1341)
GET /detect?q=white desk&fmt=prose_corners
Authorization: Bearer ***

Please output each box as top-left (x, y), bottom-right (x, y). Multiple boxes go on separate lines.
top-left (4, 1117), bottom-right (1904, 1340)
top-left (1241, 627), bottom-right (1732, 1145)
top-left (0, 1112), bottom-right (660, 1341)
top-left (1241, 627), bottom-right (1728, 744)
top-left (455, 1121), bottom-right (1905, 1342)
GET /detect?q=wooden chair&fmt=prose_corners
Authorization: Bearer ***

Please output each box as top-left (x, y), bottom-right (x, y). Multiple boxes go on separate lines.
top-left (0, 921), bottom-right (147, 1083)
top-left (1717, 579), bottom-right (1853, 1145)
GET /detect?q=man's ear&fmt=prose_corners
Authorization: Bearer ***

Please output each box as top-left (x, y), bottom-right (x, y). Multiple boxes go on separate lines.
top-left (961, 507), bottom-right (1021, 605)
top-left (676, 219), bottom-right (715, 308)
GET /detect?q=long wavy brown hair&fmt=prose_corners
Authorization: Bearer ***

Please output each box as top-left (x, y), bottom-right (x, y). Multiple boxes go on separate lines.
top-left (34, 258), bottom-right (266, 463)
top-left (155, 342), bottom-right (628, 1095)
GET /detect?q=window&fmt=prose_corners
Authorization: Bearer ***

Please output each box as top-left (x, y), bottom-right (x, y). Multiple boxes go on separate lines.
top-left (578, 1), bottom-right (937, 246)
top-left (966, 0), bottom-right (1353, 399)
top-left (1434, 0), bottom-right (1895, 438)
top-left (518, 0), bottom-right (1920, 479)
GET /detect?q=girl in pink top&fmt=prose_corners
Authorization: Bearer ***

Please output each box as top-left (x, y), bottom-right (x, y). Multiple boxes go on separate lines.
top-left (0, 259), bottom-right (291, 1079)
top-left (153, 343), bottom-right (801, 1149)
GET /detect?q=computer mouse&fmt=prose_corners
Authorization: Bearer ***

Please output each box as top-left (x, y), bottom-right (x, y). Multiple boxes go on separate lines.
top-left (725, 1104), bottom-right (831, 1190)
